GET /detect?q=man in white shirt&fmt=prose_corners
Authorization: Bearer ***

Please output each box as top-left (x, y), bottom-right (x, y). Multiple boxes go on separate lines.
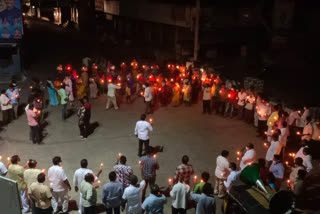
top-left (240, 143), bottom-right (256, 170)
top-left (237, 88), bottom-right (247, 119)
top-left (302, 116), bottom-right (313, 142)
top-left (224, 162), bottom-right (240, 191)
top-left (257, 100), bottom-right (271, 137)
top-left (0, 89), bottom-right (13, 125)
top-left (106, 80), bottom-right (121, 110)
top-left (73, 159), bottom-right (102, 214)
top-left (121, 175), bottom-right (146, 214)
top-left (144, 83), bottom-right (153, 114)
top-left (48, 156), bottom-right (72, 214)
top-left (0, 161), bottom-right (8, 176)
top-left (170, 174), bottom-right (190, 213)
top-left (214, 150), bottom-right (230, 198)
top-left (266, 134), bottom-right (280, 165)
top-left (135, 114), bottom-right (153, 157)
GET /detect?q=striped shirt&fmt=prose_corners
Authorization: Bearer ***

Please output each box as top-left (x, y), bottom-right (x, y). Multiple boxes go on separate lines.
top-left (113, 164), bottom-right (133, 188)
top-left (80, 181), bottom-right (97, 207)
top-left (175, 164), bottom-right (194, 184)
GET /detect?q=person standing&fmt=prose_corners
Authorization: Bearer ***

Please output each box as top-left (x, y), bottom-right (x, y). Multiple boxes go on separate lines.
top-left (7, 155), bottom-right (30, 213)
top-left (202, 84), bottom-right (212, 114)
top-left (266, 134), bottom-right (280, 165)
top-left (0, 159), bottom-right (8, 176)
top-left (214, 150), bottom-right (230, 198)
top-left (237, 88), bottom-right (247, 119)
top-left (58, 86), bottom-right (68, 120)
top-left (135, 114), bottom-right (153, 157)
top-left (102, 171), bottom-right (124, 214)
top-left (174, 155), bottom-right (194, 185)
top-left (170, 175), bottom-right (190, 214)
top-left (80, 173), bottom-right (97, 214)
top-left (224, 162), bottom-right (240, 191)
top-left (140, 147), bottom-right (159, 201)
top-left (74, 159), bottom-right (102, 214)
top-left (64, 74), bottom-right (75, 106)
top-left (240, 143), bottom-right (256, 170)
top-left (266, 105), bottom-right (279, 142)
top-left (46, 79), bottom-right (59, 106)
top-left (114, 155), bottom-right (133, 188)
top-left (78, 100), bottom-right (89, 139)
top-left (269, 155), bottom-right (284, 191)
top-left (28, 173), bottom-right (53, 214)
top-left (6, 84), bottom-right (19, 119)
top-left (257, 100), bottom-right (271, 137)
top-left (24, 159), bottom-right (41, 192)
top-left (224, 87), bottom-right (237, 118)
top-left (194, 172), bottom-right (213, 194)
top-left (26, 103), bottom-right (41, 144)
top-left (244, 93), bottom-right (255, 123)
top-left (106, 80), bottom-right (121, 110)
top-left (48, 156), bottom-right (72, 214)
top-left (144, 83), bottom-right (153, 114)
top-left (302, 116), bottom-right (313, 143)
top-left (121, 175), bottom-right (146, 214)
top-left (141, 184), bottom-right (166, 214)
top-left (190, 183), bottom-right (216, 214)
top-left (0, 89), bottom-right (12, 125)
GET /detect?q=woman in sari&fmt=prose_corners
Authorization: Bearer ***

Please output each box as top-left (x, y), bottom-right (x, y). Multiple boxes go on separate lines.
top-left (171, 83), bottom-right (180, 107)
top-left (47, 79), bottom-right (59, 106)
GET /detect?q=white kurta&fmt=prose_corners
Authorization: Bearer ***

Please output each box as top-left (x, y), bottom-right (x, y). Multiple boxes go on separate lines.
top-left (215, 156), bottom-right (230, 179)
top-left (240, 149), bottom-right (256, 170)
top-left (266, 141), bottom-right (280, 162)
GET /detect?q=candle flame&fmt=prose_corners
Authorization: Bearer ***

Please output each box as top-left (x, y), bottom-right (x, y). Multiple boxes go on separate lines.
top-left (118, 153), bottom-right (122, 157)
top-left (200, 179), bottom-right (204, 183)
top-left (98, 180), bottom-right (101, 184)
top-left (41, 169), bottom-right (46, 173)
top-left (168, 178), bottom-right (172, 184)
top-left (194, 175), bottom-right (197, 179)
top-left (100, 163), bottom-right (104, 167)
top-left (285, 161), bottom-right (289, 165)
top-left (153, 154), bottom-right (157, 158)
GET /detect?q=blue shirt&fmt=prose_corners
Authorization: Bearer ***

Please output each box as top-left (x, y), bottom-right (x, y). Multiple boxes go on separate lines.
top-left (6, 88), bottom-right (19, 104)
top-left (269, 162), bottom-right (284, 179)
top-left (190, 192), bottom-right (216, 214)
top-left (141, 194), bottom-right (166, 214)
top-left (102, 181), bottom-right (123, 208)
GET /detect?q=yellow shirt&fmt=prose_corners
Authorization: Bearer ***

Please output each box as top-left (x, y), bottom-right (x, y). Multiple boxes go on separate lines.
top-left (267, 112), bottom-right (279, 127)
top-left (8, 164), bottom-right (26, 191)
top-left (125, 87), bottom-right (131, 96)
top-left (29, 182), bottom-right (52, 209)
top-left (24, 168), bottom-right (41, 189)
top-left (211, 84), bottom-right (216, 95)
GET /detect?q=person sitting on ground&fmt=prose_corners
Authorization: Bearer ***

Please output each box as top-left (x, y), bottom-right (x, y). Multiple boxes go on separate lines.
top-left (194, 171), bottom-right (213, 194)
top-left (141, 184), bottom-right (166, 214)
top-left (224, 162), bottom-right (240, 191)
top-left (190, 183), bottom-right (216, 214)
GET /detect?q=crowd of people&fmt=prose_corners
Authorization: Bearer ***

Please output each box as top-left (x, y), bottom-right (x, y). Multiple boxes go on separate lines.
top-left (0, 58), bottom-right (320, 214)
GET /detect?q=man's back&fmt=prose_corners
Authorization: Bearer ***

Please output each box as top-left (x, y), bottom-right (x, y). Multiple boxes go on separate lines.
top-left (191, 192), bottom-right (216, 214)
top-left (141, 156), bottom-right (158, 178)
top-left (102, 181), bottom-right (123, 208)
top-left (142, 194), bottom-right (166, 214)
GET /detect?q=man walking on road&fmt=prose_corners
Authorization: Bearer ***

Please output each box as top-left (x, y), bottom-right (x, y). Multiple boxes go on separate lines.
top-left (135, 114), bottom-right (153, 157)
top-left (106, 79), bottom-right (121, 110)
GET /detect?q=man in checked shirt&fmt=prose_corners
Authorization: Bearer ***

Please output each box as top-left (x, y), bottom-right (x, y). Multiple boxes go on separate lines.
top-left (173, 155), bottom-right (194, 185)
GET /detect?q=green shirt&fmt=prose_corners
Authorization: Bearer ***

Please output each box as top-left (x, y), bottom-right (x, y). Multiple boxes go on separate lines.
top-left (58, 88), bottom-right (68, 105)
top-left (194, 182), bottom-right (213, 194)
top-left (80, 181), bottom-right (97, 207)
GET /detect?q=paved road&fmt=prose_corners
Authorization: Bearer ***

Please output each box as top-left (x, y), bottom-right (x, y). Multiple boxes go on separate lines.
top-left (0, 92), bottom-right (267, 213)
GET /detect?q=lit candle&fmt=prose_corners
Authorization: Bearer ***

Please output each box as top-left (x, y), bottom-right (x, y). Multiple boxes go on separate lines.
top-left (285, 161), bottom-right (289, 166)
top-left (296, 131), bottom-right (301, 135)
top-left (168, 178), bottom-right (172, 185)
top-left (117, 83), bottom-right (121, 87)
top-left (153, 154), bottom-right (157, 158)
top-left (108, 79), bottom-right (112, 83)
top-left (236, 151), bottom-right (241, 156)
top-left (7, 157), bottom-right (10, 163)
top-left (0, 156), bottom-right (2, 161)
top-left (193, 175), bottom-right (198, 183)
top-left (264, 142), bottom-right (268, 148)
top-left (149, 118), bottom-right (153, 124)
top-left (118, 153), bottom-right (122, 157)
top-left (140, 92), bottom-right (144, 96)
top-left (200, 179), bottom-right (204, 183)
top-left (41, 169), bottom-right (46, 173)
top-left (100, 79), bottom-right (104, 84)
top-left (100, 163), bottom-right (104, 168)
top-left (264, 131), bottom-right (267, 135)
top-left (98, 180), bottom-right (101, 184)
top-left (139, 160), bottom-right (141, 165)
top-left (228, 94), bottom-right (231, 98)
